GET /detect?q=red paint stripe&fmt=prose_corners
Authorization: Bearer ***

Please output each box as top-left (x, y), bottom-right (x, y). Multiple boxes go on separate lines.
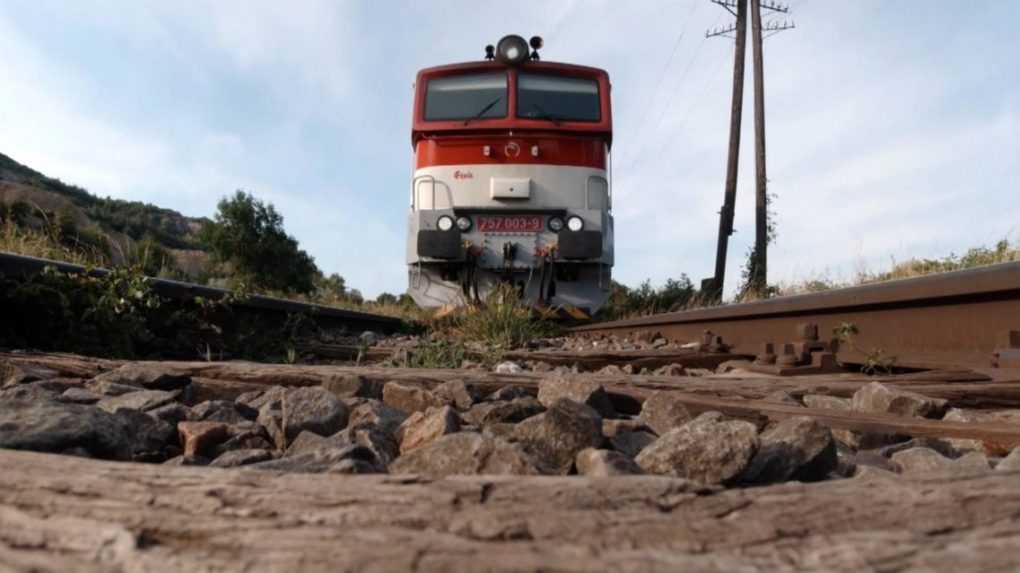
top-left (415, 135), bottom-right (606, 169)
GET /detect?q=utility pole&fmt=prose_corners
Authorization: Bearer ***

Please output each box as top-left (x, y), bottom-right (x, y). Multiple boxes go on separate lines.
top-left (749, 0), bottom-right (794, 294)
top-left (705, 0), bottom-right (748, 302)
top-left (705, 0), bottom-right (793, 300)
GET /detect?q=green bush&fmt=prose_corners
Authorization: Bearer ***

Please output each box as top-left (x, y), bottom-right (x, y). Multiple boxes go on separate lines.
top-left (597, 275), bottom-right (699, 320)
top-left (200, 190), bottom-right (319, 294)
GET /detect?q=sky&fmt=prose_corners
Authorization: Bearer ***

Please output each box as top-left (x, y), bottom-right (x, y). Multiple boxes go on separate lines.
top-left (1, 1), bottom-right (1017, 299)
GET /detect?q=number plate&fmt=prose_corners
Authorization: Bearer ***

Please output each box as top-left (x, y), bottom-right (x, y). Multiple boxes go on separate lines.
top-left (476, 215), bottom-right (544, 233)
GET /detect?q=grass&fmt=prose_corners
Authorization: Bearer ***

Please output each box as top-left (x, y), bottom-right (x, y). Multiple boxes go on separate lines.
top-left (776, 239), bottom-right (1019, 296)
top-left (382, 283), bottom-right (563, 368)
top-left (389, 337), bottom-right (469, 369)
top-left (0, 219), bottom-right (104, 267)
top-left (597, 238), bottom-right (1019, 319)
top-left (444, 283), bottom-right (562, 351)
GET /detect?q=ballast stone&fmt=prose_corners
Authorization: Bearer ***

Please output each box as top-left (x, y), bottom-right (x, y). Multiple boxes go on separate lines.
top-left (485, 386), bottom-right (534, 402)
top-left (851, 381), bottom-right (948, 419)
top-left (741, 416), bottom-right (837, 484)
top-left (190, 400), bottom-right (257, 424)
top-left (997, 447), bottom-right (1020, 472)
top-left (0, 398), bottom-right (133, 460)
top-left (60, 387), bottom-right (101, 404)
top-left (237, 386), bottom-right (287, 411)
top-left (398, 406), bottom-right (461, 454)
top-left (941, 408), bottom-right (1020, 456)
top-left (115, 409), bottom-right (177, 461)
top-left (802, 395), bottom-right (867, 449)
top-left (638, 391), bottom-right (693, 436)
top-left (433, 379), bottom-right (482, 410)
top-left (537, 377), bottom-right (615, 418)
top-left (178, 421), bottom-right (229, 458)
top-left (389, 432), bottom-right (542, 477)
top-left (382, 382), bottom-right (445, 414)
top-left (610, 429), bottom-right (657, 459)
top-left (347, 399), bottom-right (408, 436)
top-left (251, 445), bottom-right (386, 474)
top-left (636, 412), bottom-right (759, 485)
top-left (891, 447), bottom-right (992, 475)
top-left (282, 386), bottom-right (350, 445)
top-left (96, 389), bottom-right (179, 413)
top-left (513, 398), bottom-right (605, 475)
top-left (464, 397), bottom-right (545, 426)
top-left (494, 361), bottom-right (524, 375)
top-left (575, 448), bottom-right (643, 477)
top-left (210, 448), bottom-right (273, 468)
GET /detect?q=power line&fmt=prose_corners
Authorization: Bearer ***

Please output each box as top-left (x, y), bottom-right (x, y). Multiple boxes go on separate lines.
top-left (617, 1), bottom-right (701, 170)
top-left (620, 9), bottom-right (730, 173)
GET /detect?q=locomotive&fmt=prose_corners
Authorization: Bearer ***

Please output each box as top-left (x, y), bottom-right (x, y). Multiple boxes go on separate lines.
top-left (406, 35), bottom-right (614, 315)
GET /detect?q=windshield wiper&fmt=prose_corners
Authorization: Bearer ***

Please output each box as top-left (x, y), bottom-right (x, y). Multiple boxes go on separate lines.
top-left (527, 103), bottom-right (562, 125)
top-left (463, 97), bottom-right (502, 126)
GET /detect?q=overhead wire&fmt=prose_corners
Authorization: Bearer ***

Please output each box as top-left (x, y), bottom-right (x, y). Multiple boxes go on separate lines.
top-left (620, 7), bottom-right (730, 174)
top-left (618, 0), bottom-right (702, 169)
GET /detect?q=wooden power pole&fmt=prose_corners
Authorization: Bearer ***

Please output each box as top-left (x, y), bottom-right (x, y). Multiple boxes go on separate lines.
top-left (707, 0), bottom-right (793, 299)
top-left (749, 0), bottom-right (768, 293)
top-left (749, 0), bottom-right (794, 293)
top-left (705, 0), bottom-right (748, 303)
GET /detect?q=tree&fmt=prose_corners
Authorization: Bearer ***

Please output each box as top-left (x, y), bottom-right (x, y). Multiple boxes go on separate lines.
top-left (374, 292), bottom-right (398, 305)
top-left (200, 190), bottom-right (319, 294)
top-left (346, 289), bottom-right (364, 305)
top-left (314, 272), bottom-right (347, 300)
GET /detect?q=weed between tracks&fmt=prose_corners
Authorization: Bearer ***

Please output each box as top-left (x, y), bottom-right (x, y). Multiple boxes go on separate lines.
top-left (389, 284), bottom-right (561, 369)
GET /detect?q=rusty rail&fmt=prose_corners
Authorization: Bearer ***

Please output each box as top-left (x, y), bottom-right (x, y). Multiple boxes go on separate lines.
top-left (573, 262), bottom-right (1020, 371)
top-left (0, 251), bottom-right (404, 334)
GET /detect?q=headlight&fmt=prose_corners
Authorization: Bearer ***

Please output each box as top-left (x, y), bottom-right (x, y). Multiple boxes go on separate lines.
top-left (547, 217), bottom-right (564, 232)
top-left (456, 216), bottom-right (472, 231)
top-left (437, 216), bottom-right (454, 231)
top-left (496, 35), bottom-right (530, 65)
top-left (566, 216), bottom-right (584, 232)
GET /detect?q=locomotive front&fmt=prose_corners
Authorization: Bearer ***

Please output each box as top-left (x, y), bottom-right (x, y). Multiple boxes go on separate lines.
top-left (407, 35), bottom-right (614, 314)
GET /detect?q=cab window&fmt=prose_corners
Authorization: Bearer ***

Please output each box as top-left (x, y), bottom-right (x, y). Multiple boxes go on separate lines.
top-left (424, 72), bottom-right (508, 121)
top-left (517, 73), bottom-right (600, 122)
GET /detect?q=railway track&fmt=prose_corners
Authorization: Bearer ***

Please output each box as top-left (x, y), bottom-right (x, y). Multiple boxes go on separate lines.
top-left (573, 261), bottom-right (1020, 373)
top-left (0, 251), bottom-right (403, 334)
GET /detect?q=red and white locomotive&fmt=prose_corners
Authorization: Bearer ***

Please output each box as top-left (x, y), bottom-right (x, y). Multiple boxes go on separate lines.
top-left (407, 35), bottom-right (614, 314)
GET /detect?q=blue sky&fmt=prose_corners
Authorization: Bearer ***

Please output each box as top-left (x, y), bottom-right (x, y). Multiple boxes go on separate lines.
top-left (1, 1), bottom-right (1017, 299)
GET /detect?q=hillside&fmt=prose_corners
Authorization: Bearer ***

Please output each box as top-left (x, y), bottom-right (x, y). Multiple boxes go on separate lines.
top-left (0, 152), bottom-right (210, 274)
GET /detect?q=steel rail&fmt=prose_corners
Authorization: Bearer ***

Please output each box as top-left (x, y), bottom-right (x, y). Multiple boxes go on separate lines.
top-left (573, 261), bottom-right (1020, 371)
top-left (0, 251), bottom-right (403, 333)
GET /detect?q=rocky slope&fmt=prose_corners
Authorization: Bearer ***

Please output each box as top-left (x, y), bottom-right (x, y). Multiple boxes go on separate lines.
top-left (0, 152), bottom-right (209, 270)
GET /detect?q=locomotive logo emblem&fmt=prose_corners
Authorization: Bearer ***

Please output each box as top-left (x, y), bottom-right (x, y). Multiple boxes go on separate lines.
top-left (504, 141), bottom-right (521, 158)
top-left (453, 170), bottom-right (474, 180)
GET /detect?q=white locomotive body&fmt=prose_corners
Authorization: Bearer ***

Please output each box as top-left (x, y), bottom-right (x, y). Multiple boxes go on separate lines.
top-left (407, 36), bottom-right (614, 314)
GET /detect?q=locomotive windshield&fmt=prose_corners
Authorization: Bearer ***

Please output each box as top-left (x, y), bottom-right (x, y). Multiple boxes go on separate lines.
top-left (424, 72), bottom-right (508, 121)
top-left (517, 73), bottom-right (600, 122)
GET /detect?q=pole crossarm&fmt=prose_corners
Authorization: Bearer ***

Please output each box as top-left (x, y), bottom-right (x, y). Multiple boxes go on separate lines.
top-left (760, 0), bottom-right (790, 13)
top-left (709, 0), bottom-right (742, 17)
top-left (706, 23), bottom-right (741, 39)
top-left (763, 19), bottom-right (796, 38)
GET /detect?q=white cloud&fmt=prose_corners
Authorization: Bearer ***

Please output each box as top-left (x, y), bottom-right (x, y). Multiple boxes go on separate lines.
top-left (0, 0), bottom-right (1017, 301)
